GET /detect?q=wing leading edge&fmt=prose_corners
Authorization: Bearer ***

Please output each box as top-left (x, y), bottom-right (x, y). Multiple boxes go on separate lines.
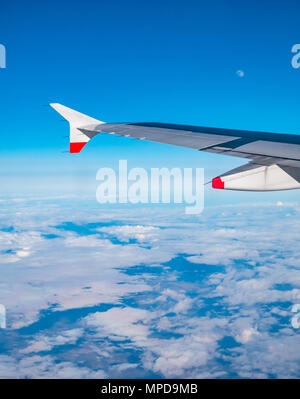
top-left (50, 103), bottom-right (300, 191)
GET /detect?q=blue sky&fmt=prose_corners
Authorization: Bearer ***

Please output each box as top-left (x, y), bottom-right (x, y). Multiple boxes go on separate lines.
top-left (1, 0), bottom-right (300, 205)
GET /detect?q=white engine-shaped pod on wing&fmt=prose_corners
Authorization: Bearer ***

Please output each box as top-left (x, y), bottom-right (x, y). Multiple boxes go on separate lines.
top-left (212, 163), bottom-right (300, 191)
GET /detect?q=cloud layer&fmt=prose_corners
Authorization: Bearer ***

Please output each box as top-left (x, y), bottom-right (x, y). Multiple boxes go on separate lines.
top-left (0, 198), bottom-right (300, 378)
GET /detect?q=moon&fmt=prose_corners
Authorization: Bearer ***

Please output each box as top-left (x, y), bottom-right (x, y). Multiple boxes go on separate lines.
top-left (236, 70), bottom-right (245, 78)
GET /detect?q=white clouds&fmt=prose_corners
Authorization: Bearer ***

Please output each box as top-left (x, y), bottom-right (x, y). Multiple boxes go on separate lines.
top-left (0, 230), bottom-right (42, 263)
top-left (64, 235), bottom-right (114, 248)
top-left (0, 355), bottom-right (106, 379)
top-left (1, 200), bottom-right (300, 377)
top-left (235, 327), bottom-right (260, 344)
top-left (141, 316), bottom-right (225, 377)
top-left (111, 363), bottom-right (139, 372)
top-left (148, 336), bottom-right (215, 377)
top-left (228, 332), bottom-right (300, 378)
top-left (83, 306), bottom-right (222, 378)
top-left (156, 289), bottom-right (193, 314)
top-left (15, 249), bottom-right (30, 258)
top-left (21, 328), bottom-right (83, 354)
top-left (85, 307), bottom-right (151, 343)
top-left (98, 225), bottom-right (160, 242)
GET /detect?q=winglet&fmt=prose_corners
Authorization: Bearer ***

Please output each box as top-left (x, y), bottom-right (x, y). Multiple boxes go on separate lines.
top-left (50, 103), bottom-right (105, 153)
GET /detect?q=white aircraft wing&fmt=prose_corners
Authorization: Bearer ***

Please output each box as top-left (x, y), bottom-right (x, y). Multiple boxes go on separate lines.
top-left (50, 103), bottom-right (300, 191)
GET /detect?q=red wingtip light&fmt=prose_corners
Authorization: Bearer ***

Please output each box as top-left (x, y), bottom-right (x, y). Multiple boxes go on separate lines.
top-left (212, 177), bottom-right (225, 189)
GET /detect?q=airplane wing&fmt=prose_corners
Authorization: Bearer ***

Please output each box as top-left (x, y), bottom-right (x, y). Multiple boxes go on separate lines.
top-left (50, 103), bottom-right (300, 191)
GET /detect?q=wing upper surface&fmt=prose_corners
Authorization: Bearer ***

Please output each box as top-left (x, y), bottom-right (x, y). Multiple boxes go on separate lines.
top-left (94, 122), bottom-right (300, 168)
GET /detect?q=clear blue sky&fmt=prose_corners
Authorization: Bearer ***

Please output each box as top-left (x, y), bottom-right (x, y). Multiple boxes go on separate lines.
top-left (1, 0), bottom-right (300, 205)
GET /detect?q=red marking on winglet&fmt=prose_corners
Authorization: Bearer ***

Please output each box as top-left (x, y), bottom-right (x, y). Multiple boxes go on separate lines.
top-left (212, 177), bottom-right (224, 189)
top-left (70, 142), bottom-right (87, 153)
